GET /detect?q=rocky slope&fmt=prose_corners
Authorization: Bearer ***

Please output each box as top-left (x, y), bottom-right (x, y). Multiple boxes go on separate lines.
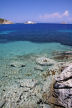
top-left (0, 18), bottom-right (13, 24)
top-left (54, 63), bottom-right (72, 108)
top-left (46, 63), bottom-right (72, 108)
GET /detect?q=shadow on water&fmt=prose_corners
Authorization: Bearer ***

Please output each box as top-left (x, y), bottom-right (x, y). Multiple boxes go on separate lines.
top-left (0, 23), bottom-right (72, 46)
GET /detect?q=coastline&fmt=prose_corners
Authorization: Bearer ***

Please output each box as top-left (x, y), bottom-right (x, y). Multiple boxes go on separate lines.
top-left (0, 50), bottom-right (72, 108)
top-left (0, 24), bottom-right (72, 108)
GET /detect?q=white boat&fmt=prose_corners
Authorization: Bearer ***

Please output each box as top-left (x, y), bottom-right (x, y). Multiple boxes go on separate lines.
top-left (24, 21), bottom-right (36, 24)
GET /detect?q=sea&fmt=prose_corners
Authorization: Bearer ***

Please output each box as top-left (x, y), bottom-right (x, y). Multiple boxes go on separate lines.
top-left (0, 23), bottom-right (72, 97)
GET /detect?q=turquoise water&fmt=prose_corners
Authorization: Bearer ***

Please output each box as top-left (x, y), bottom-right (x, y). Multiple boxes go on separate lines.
top-left (0, 41), bottom-right (71, 81)
top-left (0, 41), bottom-right (71, 58)
top-left (0, 24), bottom-right (72, 99)
top-left (0, 30), bottom-right (16, 34)
top-left (58, 30), bottom-right (72, 32)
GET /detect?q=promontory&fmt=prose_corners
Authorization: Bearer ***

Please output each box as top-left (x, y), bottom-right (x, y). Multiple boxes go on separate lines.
top-left (0, 18), bottom-right (13, 24)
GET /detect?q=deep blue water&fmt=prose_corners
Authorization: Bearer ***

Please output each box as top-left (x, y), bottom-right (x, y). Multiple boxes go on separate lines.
top-left (0, 23), bottom-right (72, 46)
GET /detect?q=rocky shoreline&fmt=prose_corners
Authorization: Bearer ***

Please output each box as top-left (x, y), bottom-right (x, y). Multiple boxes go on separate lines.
top-left (53, 63), bottom-right (72, 108)
top-left (0, 51), bottom-right (72, 108)
top-left (0, 18), bottom-right (13, 24)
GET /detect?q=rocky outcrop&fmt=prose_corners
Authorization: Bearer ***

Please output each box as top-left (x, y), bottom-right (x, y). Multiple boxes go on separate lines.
top-left (0, 18), bottom-right (13, 24)
top-left (52, 63), bottom-right (72, 108)
top-left (36, 57), bottom-right (56, 66)
top-left (42, 63), bottom-right (72, 108)
top-left (53, 51), bottom-right (72, 61)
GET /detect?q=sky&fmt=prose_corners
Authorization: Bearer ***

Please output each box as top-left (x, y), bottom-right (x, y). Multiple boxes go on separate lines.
top-left (0, 0), bottom-right (72, 23)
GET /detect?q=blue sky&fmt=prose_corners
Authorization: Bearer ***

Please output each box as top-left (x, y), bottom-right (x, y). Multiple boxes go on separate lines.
top-left (0, 0), bottom-right (72, 23)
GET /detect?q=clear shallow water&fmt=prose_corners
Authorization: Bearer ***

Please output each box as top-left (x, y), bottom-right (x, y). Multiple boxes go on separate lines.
top-left (0, 23), bottom-right (72, 95)
top-left (58, 30), bottom-right (72, 33)
top-left (0, 41), bottom-right (71, 58)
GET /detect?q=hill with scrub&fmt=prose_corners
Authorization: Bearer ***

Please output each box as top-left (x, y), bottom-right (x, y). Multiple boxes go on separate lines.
top-left (0, 18), bottom-right (13, 24)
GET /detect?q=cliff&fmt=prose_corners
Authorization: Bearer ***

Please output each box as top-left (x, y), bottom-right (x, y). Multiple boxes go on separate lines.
top-left (0, 18), bottom-right (13, 24)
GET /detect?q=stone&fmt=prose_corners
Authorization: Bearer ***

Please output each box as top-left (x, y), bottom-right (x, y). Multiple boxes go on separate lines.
top-left (53, 63), bottom-right (72, 108)
top-left (53, 51), bottom-right (72, 61)
top-left (54, 79), bottom-right (72, 89)
top-left (21, 64), bottom-right (25, 67)
top-left (19, 79), bottom-right (38, 89)
top-left (2, 79), bottom-right (43, 108)
top-left (55, 63), bottom-right (72, 81)
top-left (10, 61), bottom-right (26, 68)
top-left (36, 57), bottom-right (56, 66)
top-left (40, 104), bottom-right (51, 108)
top-left (10, 64), bottom-right (15, 67)
top-left (0, 99), bottom-right (6, 108)
top-left (34, 65), bottom-right (44, 71)
top-left (43, 78), bottom-right (54, 92)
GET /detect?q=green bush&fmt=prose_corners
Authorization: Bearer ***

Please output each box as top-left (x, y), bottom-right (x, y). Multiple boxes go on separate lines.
top-left (0, 18), bottom-right (4, 23)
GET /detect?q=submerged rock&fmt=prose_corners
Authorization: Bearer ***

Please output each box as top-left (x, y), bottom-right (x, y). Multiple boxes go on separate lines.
top-left (34, 65), bottom-right (44, 71)
top-left (21, 64), bottom-right (25, 67)
top-left (10, 64), bottom-right (16, 67)
top-left (40, 104), bottom-right (51, 108)
top-left (19, 79), bottom-right (38, 88)
top-left (53, 51), bottom-right (72, 61)
top-left (10, 61), bottom-right (26, 68)
top-left (36, 57), bottom-right (56, 66)
top-left (0, 99), bottom-right (6, 108)
top-left (2, 79), bottom-right (43, 108)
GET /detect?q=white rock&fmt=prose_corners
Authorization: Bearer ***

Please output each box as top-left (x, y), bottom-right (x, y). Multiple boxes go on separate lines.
top-left (55, 63), bottom-right (72, 81)
top-left (34, 65), bottom-right (43, 71)
top-left (36, 57), bottom-right (56, 66)
top-left (54, 79), bottom-right (72, 89)
top-left (54, 63), bottom-right (72, 108)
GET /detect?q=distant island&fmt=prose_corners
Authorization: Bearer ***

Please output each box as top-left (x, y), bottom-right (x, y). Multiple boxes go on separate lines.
top-left (0, 18), bottom-right (13, 24)
top-left (61, 21), bottom-right (67, 24)
top-left (24, 21), bottom-right (36, 24)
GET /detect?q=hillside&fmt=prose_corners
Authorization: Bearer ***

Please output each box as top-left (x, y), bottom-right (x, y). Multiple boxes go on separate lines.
top-left (0, 18), bottom-right (13, 24)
